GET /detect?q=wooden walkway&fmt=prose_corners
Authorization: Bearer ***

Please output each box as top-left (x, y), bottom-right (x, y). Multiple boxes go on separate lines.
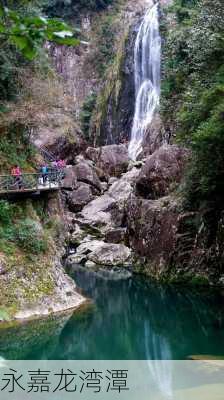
top-left (0, 169), bottom-right (64, 196)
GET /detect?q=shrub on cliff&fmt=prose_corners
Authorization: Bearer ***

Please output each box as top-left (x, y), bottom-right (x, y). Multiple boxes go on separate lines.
top-left (162, 0), bottom-right (224, 211)
top-left (80, 92), bottom-right (97, 140)
top-left (0, 201), bottom-right (47, 255)
top-left (44, 0), bottom-right (115, 18)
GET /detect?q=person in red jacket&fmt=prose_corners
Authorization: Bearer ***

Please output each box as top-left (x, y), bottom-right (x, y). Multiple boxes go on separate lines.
top-left (11, 165), bottom-right (23, 189)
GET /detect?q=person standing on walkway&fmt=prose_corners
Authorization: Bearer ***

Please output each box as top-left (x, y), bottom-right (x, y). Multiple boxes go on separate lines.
top-left (11, 165), bottom-right (23, 189)
top-left (56, 159), bottom-right (66, 179)
top-left (41, 164), bottom-right (49, 185)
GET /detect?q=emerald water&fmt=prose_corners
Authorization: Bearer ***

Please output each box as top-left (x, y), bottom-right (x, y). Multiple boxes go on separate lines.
top-left (0, 266), bottom-right (224, 360)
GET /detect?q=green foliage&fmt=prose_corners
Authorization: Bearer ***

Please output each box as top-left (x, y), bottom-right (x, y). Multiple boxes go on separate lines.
top-left (162, 0), bottom-right (224, 211)
top-left (0, 1), bottom-right (79, 101)
top-left (13, 218), bottom-right (47, 253)
top-left (44, 0), bottom-right (115, 19)
top-left (0, 6), bottom-right (79, 60)
top-left (0, 125), bottom-right (36, 171)
top-left (169, 0), bottom-right (199, 23)
top-left (0, 45), bottom-right (25, 101)
top-left (0, 199), bottom-right (12, 225)
top-left (0, 201), bottom-right (47, 255)
top-left (0, 308), bottom-right (10, 322)
top-left (184, 97), bottom-right (224, 209)
top-left (80, 93), bottom-right (97, 140)
top-left (92, 15), bottom-right (116, 75)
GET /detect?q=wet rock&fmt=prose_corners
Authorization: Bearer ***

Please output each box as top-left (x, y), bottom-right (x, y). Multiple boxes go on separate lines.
top-left (86, 144), bottom-right (129, 177)
top-left (76, 240), bottom-right (106, 256)
top-left (62, 166), bottom-right (77, 190)
top-left (88, 243), bottom-right (132, 266)
top-left (85, 260), bottom-right (97, 268)
top-left (136, 144), bottom-right (189, 198)
top-left (74, 161), bottom-right (102, 192)
top-left (67, 253), bottom-right (87, 265)
top-left (67, 183), bottom-right (94, 212)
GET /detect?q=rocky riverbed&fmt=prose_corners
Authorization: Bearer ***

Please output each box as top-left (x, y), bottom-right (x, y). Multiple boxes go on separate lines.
top-left (60, 142), bottom-right (224, 286)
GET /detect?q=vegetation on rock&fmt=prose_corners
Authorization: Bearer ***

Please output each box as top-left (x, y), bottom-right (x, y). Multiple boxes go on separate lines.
top-left (162, 0), bottom-right (224, 213)
top-left (44, 0), bottom-right (115, 19)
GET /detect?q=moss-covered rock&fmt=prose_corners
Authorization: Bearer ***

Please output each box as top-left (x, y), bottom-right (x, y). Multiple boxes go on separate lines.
top-left (0, 194), bottom-right (86, 322)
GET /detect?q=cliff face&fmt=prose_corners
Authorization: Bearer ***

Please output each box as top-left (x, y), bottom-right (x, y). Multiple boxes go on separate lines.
top-left (48, 0), bottom-right (152, 148)
top-left (48, 14), bottom-right (98, 117)
top-left (56, 0), bottom-right (224, 287)
top-left (0, 192), bottom-right (86, 322)
top-left (91, 25), bottom-right (135, 145)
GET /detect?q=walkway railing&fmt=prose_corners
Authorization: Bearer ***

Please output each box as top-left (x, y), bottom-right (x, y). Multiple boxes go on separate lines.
top-left (0, 169), bottom-right (65, 194)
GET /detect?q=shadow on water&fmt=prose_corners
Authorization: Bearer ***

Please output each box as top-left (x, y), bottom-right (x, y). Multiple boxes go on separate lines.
top-left (0, 265), bottom-right (224, 360)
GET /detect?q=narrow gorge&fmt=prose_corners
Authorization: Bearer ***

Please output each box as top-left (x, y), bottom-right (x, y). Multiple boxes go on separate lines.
top-left (0, 0), bottom-right (223, 366)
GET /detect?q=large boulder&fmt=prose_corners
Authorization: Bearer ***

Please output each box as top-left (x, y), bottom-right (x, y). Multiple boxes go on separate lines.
top-left (78, 167), bottom-right (139, 230)
top-left (136, 145), bottom-right (189, 198)
top-left (76, 240), bottom-right (106, 256)
top-left (126, 193), bottom-right (224, 284)
top-left (74, 161), bottom-right (102, 192)
top-left (68, 239), bottom-right (132, 267)
top-left (127, 194), bottom-right (179, 264)
top-left (69, 224), bottom-right (91, 246)
top-left (80, 194), bottom-right (116, 227)
top-left (61, 166), bottom-right (77, 190)
top-left (86, 144), bottom-right (129, 178)
top-left (88, 243), bottom-right (132, 266)
top-left (44, 135), bottom-right (87, 163)
top-left (108, 167), bottom-right (139, 205)
top-left (142, 113), bottom-right (164, 157)
top-left (67, 183), bottom-right (94, 212)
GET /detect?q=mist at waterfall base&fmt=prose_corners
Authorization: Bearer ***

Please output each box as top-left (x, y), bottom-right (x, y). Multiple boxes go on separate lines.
top-left (0, 267), bottom-right (224, 360)
top-left (128, 2), bottom-right (161, 161)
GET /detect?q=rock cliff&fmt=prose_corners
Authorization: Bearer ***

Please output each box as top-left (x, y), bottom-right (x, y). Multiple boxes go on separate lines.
top-left (0, 192), bottom-right (86, 322)
top-left (61, 140), bottom-right (224, 286)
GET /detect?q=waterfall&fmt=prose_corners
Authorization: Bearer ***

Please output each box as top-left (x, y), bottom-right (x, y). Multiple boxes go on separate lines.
top-left (128, 1), bottom-right (161, 161)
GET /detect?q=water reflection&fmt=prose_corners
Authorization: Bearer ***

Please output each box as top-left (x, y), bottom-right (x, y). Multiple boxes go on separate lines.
top-left (0, 266), bottom-right (223, 360)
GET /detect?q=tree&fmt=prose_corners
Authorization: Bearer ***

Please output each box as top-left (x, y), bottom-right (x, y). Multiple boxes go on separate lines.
top-left (0, 6), bottom-right (79, 60)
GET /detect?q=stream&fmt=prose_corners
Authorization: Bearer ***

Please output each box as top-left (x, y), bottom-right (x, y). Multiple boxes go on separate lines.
top-left (0, 266), bottom-right (224, 360)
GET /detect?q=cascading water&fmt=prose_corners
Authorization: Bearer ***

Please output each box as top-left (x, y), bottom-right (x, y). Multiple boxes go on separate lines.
top-left (128, 1), bottom-right (161, 160)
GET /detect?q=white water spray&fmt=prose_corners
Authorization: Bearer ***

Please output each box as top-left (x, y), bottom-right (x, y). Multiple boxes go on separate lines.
top-left (128, 2), bottom-right (161, 160)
